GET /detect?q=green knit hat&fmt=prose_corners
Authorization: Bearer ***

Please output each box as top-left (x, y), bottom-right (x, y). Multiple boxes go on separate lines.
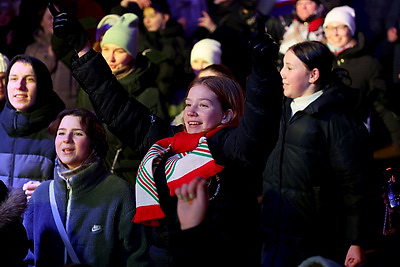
top-left (101, 13), bottom-right (139, 57)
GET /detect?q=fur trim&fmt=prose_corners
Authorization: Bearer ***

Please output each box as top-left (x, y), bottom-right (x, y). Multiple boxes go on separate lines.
top-left (0, 189), bottom-right (27, 230)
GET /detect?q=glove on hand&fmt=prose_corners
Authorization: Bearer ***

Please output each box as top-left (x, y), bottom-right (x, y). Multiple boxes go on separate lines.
top-left (248, 32), bottom-right (279, 71)
top-left (48, 2), bottom-right (89, 52)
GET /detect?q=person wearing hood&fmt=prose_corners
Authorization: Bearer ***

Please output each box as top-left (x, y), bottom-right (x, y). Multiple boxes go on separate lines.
top-left (261, 41), bottom-right (373, 267)
top-left (0, 54), bottom-right (65, 198)
top-left (323, 5), bottom-right (400, 152)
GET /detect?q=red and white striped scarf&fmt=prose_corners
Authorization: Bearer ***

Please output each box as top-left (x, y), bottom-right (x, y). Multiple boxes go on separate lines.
top-left (133, 127), bottom-right (228, 226)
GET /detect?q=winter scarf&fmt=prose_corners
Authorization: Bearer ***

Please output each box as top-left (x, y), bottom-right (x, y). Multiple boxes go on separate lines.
top-left (133, 126), bottom-right (228, 226)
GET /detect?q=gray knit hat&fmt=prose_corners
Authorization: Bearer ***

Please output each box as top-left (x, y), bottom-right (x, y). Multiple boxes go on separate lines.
top-left (0, 53), bottom-right (9, 73)
top-left (101, 13), bottom-right (139, 57)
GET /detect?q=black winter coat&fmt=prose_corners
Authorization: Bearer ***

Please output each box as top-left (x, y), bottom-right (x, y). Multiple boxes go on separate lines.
top-left (261, 82), bottom-right (374, 266)
top-left (71, 49), bottom-right (283, 267)
top-left (333, 33), bottom-right (400, 148)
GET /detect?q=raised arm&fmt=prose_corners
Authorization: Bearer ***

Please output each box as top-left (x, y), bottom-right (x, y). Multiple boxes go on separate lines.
top-left (49, 2), bottom-right (170, 152)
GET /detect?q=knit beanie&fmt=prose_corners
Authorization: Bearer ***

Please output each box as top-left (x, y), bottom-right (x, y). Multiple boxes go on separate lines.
top-left (190, 38), bottom-right (222, 66)
top-left (96, 14), bottom-right (121, 42)
top-left (101, 13), bottom-right (139, 57)
top-left (0, 53), bottom-right (9, 73)
top-left (323, 5), bottom-right (356, 36)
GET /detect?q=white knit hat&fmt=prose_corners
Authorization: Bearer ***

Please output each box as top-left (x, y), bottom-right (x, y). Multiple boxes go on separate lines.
top-left (101, 13), bottom-right (139, 57)
top-left (0, 53), bottom-right (9, 73)
top-left (96, 14), bottom-right (121, 42)
top-left (190, 38), bottom-right (222, 66)
top-left (323, 5), bottom-right (356, 36)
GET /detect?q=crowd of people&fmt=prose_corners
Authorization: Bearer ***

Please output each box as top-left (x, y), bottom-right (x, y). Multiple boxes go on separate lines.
top-left (0, 0), bottom-right (400, 266)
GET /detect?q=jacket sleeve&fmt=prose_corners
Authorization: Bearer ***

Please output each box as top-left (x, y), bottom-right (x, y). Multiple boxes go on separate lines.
top-left (210, 61), bottom-right (283, 167)
top-left (329, 115), bottom-right (374, 248)
top-left (70, 49), bottom-right (170, 154)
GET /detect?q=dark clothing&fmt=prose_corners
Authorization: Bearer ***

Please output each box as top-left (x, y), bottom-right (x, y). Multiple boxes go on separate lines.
top-left (0, 55), bottom-right (65, 190)
top-left (71, 48), bottom-right (282, 267)
top-left (23, 159), bottom-right (150, 267)
top-left (261, 82), bottom-right (373, 266)
top-left (76, 53), bottom-right (169, 184)
top-left (138, 19), bottom-right (193, 104)
top-left (333, 33), bottom-right (400, 149)
top-left (0, 180), bottom-right (28, 267)
top-left (199, 1), bottom-right (258, 88)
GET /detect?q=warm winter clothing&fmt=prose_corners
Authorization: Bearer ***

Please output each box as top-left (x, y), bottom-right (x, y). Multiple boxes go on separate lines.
top-left (0, 54), bottom-right (65, 191)
top-left (76, 52), bottom-right (169, 184)
top-left (70, 48), bottom-right (282, 267)
top-left (23, 159), bottom-right (150, 267)
top-left (265, 2), bottom-right (326, 65)
top-left (137, 13), bottom-right (193, 115)
top-left (261, 81), bottom-right (373, 266)
top-left (331, 32), bottom-right (400, 149)
top-left (0, 180), bottom-right (28, 267)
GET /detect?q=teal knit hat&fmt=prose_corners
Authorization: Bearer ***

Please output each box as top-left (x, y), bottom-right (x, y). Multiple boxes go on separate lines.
top-left (101, 13), bottom-right (139, 57)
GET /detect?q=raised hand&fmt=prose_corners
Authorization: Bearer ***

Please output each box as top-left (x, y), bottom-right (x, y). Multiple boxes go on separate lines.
top-left (248, 31), bottom-right (279, 71)
top-left (48, 1), bottom-right (89, 52)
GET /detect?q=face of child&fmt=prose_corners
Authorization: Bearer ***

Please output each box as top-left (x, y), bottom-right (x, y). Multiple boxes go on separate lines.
top-left (184, 84), bottom-right (231, 134)
top-left (56, 115), bottom-right (92, 169)
top-left (7, 62), bottom-right (37, 112)
top-left (280, 50), bottom-right (317, 98)
top-left (101, 43), bottom-right (134, 72)
top-left (191, 59), bottom-right (212, 76)
top-left (143, 7), bottom-right (168, 32)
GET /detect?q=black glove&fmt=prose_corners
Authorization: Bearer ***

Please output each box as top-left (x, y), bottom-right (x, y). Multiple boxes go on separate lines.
top-left (248, 32), bottom-right (279, 71)
top-left (48, 2), bottom-right (89, 52)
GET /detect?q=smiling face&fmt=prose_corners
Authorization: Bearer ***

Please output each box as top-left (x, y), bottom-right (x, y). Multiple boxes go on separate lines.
top-left (56, 115), bottom-right (92, 169)
top-left (280, 50), bottom-right (317, 98)
top-left (183, 84), bottom-right (230, 134)
top-left (324, 22), bottom-right (352, 48)
top-left (7, 61), bottom-right (37, 112)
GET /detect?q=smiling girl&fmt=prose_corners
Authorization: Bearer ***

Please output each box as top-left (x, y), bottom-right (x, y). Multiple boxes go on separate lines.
top-left (23, 108), bottom-right (150, 267)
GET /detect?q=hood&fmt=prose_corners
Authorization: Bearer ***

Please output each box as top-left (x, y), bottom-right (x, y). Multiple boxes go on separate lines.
top-left (0, 184), bottom-right (27, 230)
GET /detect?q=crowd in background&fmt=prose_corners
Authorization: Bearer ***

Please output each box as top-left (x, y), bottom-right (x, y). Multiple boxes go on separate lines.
top-left (0, 0), bottom-right (400, 266)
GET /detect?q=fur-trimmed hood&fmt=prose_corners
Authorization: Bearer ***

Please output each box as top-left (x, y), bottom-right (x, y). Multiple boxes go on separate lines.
top-left (0, 185), bottom-right (27, 230)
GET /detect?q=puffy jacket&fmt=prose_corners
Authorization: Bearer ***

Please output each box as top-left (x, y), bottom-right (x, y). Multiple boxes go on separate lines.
top-left (261, 82), bottom-right (374, 266)
top-left (0, 54), bottom-right (65, 190)
top-left (71, 49), bottom-right (283, 267)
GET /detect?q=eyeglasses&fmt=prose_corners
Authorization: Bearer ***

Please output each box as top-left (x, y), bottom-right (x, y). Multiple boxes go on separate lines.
top-left (324, 25), bottom-right (348, 33)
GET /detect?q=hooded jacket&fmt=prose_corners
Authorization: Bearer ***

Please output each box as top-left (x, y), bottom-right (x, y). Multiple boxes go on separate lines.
top-left (0, 54), bottom-right (65, 190)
